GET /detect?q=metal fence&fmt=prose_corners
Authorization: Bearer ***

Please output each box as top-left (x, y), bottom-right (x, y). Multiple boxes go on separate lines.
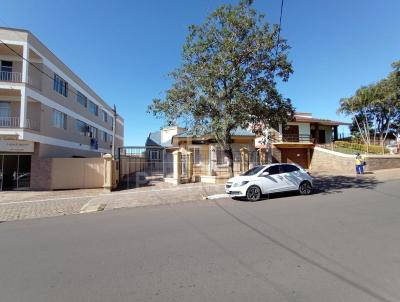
top-left (117, 147), bottom-right (265, 189)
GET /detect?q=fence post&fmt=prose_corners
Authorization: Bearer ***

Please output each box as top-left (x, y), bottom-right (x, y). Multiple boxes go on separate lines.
top-left (103, 153), bottom-right (113, 192)
top-left (186, 151), bottom-right (193, 182)
top-left (258, 148), bottom-right (267, 164)
top-left (240, 147), bottom-right (249, 172)
top-left (172, 150), bottom-right (182, 184)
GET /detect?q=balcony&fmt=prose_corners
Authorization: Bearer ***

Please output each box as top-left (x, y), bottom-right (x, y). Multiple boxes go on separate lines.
top-left (0, 71), bottom-right (22, 83)
top-left (270, 133), bottom-right (315, 145)
top-left (0, 117), bottom-right (40, 131)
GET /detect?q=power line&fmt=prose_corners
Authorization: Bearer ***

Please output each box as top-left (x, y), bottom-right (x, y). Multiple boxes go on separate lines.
top-left (0, 18), bottom-right (117, 116)
top-left (275, 0), bottom-right (284, 56)
top-left (0, 38), bottom-right (83, 100)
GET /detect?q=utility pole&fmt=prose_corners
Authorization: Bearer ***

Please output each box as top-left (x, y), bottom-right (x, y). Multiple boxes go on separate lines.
top-left (112, 104), bottom-right (117, 158)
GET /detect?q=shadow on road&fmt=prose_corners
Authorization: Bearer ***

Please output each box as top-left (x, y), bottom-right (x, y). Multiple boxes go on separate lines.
top-left (313, 174), bottom-right (381, 194)
top-left (233, 174), bottom-right (381, 202)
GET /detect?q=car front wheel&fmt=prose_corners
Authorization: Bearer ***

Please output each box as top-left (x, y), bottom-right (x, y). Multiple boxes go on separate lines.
top-left (246, 185), bottom-right (262, 201)
top-left (299, 181), bottom-right (312, 195)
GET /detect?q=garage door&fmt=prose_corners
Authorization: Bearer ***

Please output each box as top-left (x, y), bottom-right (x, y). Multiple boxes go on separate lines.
top-left (280, 148), bottom-right (309, 168)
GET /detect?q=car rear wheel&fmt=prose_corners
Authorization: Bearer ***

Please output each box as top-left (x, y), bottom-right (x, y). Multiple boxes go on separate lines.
top-left (299, 181), bottom-right (312, 195)
top-left (246, 185), bottom-right (261, 201)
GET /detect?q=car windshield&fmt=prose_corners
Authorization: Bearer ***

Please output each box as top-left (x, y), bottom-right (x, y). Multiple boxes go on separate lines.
top-left (242, 165), bottom-right (266, 176)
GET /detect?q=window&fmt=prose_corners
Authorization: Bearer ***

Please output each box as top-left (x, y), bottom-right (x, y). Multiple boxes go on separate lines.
top-left (109, 116), bottom-right (114, 129)
top-left (0, 101), bottom-right (11, 117)
top-left (242, 165), bottom-right (266, 176)
top-left (76, 120), bottom-right (88, 136)
top-left (281, 164), bottom-right (299, 173)
top-left (52, 110), bottom-right (67, 129)
top-left (150, 150), bottom-right (160, 160)
top-left (53, 73), bottom-right (68, 97)
top-left (101, 110), bottom-right (108, 123)
top-left (190, 148), bottom-right (201, 164)
top-left (1, 61), bottom-right (12, 73)
top-left (216, 148), bottom-right (229, 165)
top-left (267, 165), bottom-right (281, 175)
top-left (88, 125), bottom-right (98, 139)
top-left (88, 101), bottom-right (98, 116)
top-left (102, 131), bottom-right (111, 142)
top-left (1, 61), bottom-right (12, 81)
top-left (77, 91), bottom-right (87, 107)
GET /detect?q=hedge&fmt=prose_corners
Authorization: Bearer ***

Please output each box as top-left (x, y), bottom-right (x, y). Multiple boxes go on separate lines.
top-left (334, 141), bottom-right (386, 154)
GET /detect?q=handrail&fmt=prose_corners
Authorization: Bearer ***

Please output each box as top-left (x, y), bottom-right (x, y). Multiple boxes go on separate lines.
top-left (0, 117), bottom-right (40, 131)
top-left (270, 133), bottom-right (314, 143)
top-left (0, 71), bottom-right (22, 83)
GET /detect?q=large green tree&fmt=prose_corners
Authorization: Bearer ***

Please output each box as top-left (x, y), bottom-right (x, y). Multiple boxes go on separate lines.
top-left (149, 0), bottom-right (294, 175)
top-left (339, 61), bottom-right (400, 146)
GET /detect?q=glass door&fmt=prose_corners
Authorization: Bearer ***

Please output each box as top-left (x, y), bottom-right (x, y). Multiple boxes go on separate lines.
top-left (0, 155), bottom-right (31, 190)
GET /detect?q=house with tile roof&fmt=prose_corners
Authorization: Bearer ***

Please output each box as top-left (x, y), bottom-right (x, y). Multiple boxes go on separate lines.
top-left (256, 112), bottom-right (351, 168)
top-left (145, 126), bottom-right (257, 182)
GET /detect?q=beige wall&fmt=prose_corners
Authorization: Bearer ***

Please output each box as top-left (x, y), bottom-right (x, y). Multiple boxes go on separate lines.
top-left (50, 157), bottom-right (104, 190)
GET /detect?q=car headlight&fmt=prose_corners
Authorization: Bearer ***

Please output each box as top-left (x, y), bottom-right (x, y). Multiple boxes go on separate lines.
top-left (233, 181), bottom-right (249, 187)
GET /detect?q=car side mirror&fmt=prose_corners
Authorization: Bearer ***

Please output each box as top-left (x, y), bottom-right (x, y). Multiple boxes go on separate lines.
top-left (261, 172), bottom-right (269, 177)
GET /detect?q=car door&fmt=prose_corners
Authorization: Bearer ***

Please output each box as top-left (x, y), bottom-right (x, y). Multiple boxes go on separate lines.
top-left (280, 164), bottom-right (303, 190)
top-left (259, 165), bottom-right (286, 193)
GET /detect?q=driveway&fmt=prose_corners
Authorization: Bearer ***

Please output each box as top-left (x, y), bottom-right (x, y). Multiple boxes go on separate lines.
top-left (0, 177), bottom-right (400, 301)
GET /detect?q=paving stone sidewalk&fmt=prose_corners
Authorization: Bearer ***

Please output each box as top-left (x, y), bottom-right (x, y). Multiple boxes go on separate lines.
top-left (0, 183), bottom-right (224, 222)
top-left (0, 168), bottom-right (399, 222)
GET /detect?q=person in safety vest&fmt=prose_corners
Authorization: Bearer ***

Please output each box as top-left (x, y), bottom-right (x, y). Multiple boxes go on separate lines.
top-left (355, 152), bottom-right (364, 174)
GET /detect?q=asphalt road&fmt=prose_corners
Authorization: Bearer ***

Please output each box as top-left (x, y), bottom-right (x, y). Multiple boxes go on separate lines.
top-left (1, 178), bottom-right (400, 302)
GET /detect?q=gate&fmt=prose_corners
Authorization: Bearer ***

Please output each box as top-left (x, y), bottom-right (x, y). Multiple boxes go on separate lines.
top-left (118, 146), bottom-right (171, 189)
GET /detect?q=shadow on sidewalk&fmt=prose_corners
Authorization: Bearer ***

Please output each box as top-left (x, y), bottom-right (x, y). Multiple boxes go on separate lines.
top-left (313, 174), bottom-right (381, 194)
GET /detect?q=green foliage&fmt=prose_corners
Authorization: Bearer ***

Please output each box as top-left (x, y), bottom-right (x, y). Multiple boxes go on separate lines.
top-left (148, 0), bottom-right (294, 174)
top-left (334, 141), bottom-right (387, 154)
top-left (338, 61), bottom-right (400, 144)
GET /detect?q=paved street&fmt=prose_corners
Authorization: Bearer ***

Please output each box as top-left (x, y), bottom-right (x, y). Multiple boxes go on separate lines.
top-left (1, 177), bottom-right (400, 302)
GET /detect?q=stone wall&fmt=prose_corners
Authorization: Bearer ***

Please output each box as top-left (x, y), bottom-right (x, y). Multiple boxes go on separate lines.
top-left (363, 155), bottom-right (400, 171)
top-left (310, 147), bottom-right (400, 173)
top-left (310, 147), bottom-right (354, 173)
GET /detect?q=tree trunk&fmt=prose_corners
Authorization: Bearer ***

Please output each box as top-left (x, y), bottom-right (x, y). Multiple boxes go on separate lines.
top-left (224, 148), bottom-right (234, 177)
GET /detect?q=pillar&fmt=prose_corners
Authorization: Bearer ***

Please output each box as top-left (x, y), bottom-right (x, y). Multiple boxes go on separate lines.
top-left (186, 151), bottom-right (193, 181)
top-left (20, 44), bottom-right (29, 128)
top-left (258, 148), bottom-right (267, 164)
top-left (240, 147), bottom-right (249, 172)
top-left (172, 150), bottom-right (182, 184)
top-left (103, 153), bottom-right (113, 192)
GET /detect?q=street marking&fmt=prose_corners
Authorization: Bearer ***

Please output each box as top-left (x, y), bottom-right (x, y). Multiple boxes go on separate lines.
top-left (206, 193), bottom-right (230, 200)
top-left (0, 184), bottom-right (224, 207)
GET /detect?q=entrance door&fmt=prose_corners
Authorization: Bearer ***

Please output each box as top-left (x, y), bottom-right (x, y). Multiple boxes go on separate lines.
top-left (0, 155), bottom-right (31, 190)
top-left (318, 130), bottom-right (326, 144)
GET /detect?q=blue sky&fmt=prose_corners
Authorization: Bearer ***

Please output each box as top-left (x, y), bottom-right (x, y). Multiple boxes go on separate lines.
top-left (2, 0), bottom-right (400, 144)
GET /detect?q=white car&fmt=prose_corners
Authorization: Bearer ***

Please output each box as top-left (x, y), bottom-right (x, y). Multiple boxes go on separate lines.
top-left (225, 163), bottom-right (313, 201)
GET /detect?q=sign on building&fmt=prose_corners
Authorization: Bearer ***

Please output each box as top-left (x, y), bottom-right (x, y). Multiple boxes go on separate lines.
top-left (0, 140), bottom-right (34, 153)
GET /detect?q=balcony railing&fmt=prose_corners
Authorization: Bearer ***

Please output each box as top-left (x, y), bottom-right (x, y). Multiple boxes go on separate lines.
top-left (0, 71), bottom-right (41, 90)
top-left (0, 117), bottom-right (39, 131)
top-left (271, 134), bottom-right (315, 144)
top-left (0, 71), bottom-right (22, 83)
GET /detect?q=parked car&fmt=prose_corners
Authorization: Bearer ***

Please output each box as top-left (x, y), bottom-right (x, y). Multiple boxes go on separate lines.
top-left (225, 163), bottom-right (313, 201)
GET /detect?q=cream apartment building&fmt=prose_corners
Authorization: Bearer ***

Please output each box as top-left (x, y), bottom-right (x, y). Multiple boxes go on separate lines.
top-left (0, 27), bottom-right (124, 190)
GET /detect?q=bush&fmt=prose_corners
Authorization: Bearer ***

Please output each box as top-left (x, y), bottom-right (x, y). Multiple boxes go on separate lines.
top-left (334, 141), bottom-right (386, 154)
